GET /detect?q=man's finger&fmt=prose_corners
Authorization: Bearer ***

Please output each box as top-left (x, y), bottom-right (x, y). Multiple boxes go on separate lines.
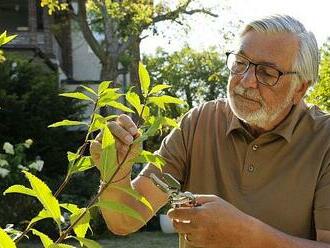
top-left (172, 219), bottom-right (194, 233)
top-left (116, 139), bottom-right (129, 159)
top-left (108, 121), bottom-right (133, 145)
top-left (117, 114), bottom-right (138, 136)
top-left (95, 131), bottom-right (102, 142)
top-left (167, 207), bottom-right (197, 220)
top-left (194, 194), bottom-right (218, 205)
top-left (90, 140), bottom-right (102, 166)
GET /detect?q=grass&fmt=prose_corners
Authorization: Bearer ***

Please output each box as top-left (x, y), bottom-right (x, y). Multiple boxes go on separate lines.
top-left (19, 231), bottom-right (178, 248)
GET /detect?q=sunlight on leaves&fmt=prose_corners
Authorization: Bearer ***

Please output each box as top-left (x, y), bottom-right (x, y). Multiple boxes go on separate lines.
top-left (139, 62), bottom-right (151, 97)
top-left (109, 185), bottom-right (153, 212)
top-left (31, 229), bottom-right (54, 248)
top-left (23, 171), bottom-right (62, 225)
top-left (94, 200), bottom-right (146, 224)
top-left (59, 92), bottom-right (94, 102)
top-left (100, 126), bottom-right (117, 182)
top-left (3, 185), bottom-right (36, 197)
top-left (48, 120), bottom-right (88, 128)
top-left (0, 227), bottom-right (16, 248)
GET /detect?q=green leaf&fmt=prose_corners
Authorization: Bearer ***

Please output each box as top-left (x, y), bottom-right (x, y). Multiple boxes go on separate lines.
top-left (104, 115), bottom-right (119, 121)
top-left (107, 101), bottom-right (134, 113)
top-left (139, 62), bottom-right (150, 97)
top-left (71, 237), bottom-right (102, 248)
top-left (126, 91), bottom-right (142, 115)
top-left (70, 208), bottom-right (91, 239)
top-left (98, 81), bottom-right (111, 95)
top-left (149, 84), bottom-right (171, 95)
top-left (162, 117), bottom-right (179, 128)
top-left (48, 244), bottom-right (76, 248)
top-left (59, 92), bottom-right (93, 102)
top-left (88, 114), bottom-right (117, 133)
top-left (0, 227), bottom-right (16, 248)
top-left (31, 229), bottom-right (53, 248)
top-left (97, 89), bottom-right (123, 108)
top-left (135, 117), bottom-right (162, 143)
top-left (80, 85), bottom-right (97, 96)
top-left (23, 171), bottom-right (62, 225)
top-left (100, 126), bottom-right (117, 182)
top-left (131, 150), bottom-right (165, 171)
top-left (94, 200), bottom-right (145, 224)
top-left (88, 114), bottom-right (106, 133)
top-left (109, 185), bottom-right (153, 212)
top-left (48, 120), bottom-right (87, 128)
top-left (0, 31), bottom-right (17, 46)
top-left (28, 209), bottom-right (52, 229)
top-left (60, 203), bottom-right (80, 214)
top-left (67, 152), bottom-right (94, 175)
top-left (3, 185), bottom-right (36, 197)
top-left (141, 105), bottom-right (150, 121)
top-left (148, 95), bottom-right (184, 109)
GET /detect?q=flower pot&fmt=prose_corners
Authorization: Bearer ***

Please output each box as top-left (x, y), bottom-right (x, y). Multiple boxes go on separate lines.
top-left (159, 214), bottom-right (176, 233)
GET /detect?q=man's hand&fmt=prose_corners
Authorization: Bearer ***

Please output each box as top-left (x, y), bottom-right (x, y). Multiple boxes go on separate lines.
top-left (168, 195), bottom-right (255, 248)
top-left (90, 114), bottom-right (141, 175)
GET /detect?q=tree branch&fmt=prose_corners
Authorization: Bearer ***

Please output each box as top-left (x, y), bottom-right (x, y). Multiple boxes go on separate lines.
top-left (152, 0), bottom-right (218, 25)
top-left (75, 0), bottom-right (105, 61)
top-left (117, 35), bottom-right (136, 55)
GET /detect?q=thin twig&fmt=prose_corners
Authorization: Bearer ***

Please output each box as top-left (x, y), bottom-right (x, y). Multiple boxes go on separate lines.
top-left (55, 145), bottom-right (133, 243)
top-left (14, 100), bottom-right (99, 244)
top-left (55, 90), bottom-right (149, 243)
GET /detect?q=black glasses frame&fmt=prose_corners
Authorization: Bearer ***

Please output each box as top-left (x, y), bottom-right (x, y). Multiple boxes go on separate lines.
top-left (225, 52), bottom-right (299, 86)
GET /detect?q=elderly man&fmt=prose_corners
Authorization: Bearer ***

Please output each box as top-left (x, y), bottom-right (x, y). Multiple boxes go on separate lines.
top-left (90, 15), bottom-right (330, 247)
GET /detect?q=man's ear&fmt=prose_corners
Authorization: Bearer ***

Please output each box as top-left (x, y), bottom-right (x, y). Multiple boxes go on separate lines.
top-left (293, 80), bottom-right (309, 104)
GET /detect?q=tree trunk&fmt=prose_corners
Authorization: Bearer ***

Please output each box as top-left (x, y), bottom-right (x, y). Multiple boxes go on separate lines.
top-left (100, 56), bottom-right (119, 83)
top-left (184, 85), bottom-right (193, 108)
top-left (129, 36), bottom-right (142, 96)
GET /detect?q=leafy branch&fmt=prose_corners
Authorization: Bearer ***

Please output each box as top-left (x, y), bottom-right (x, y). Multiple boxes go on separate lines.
top-left (0, 61), bottom-right (184, 247)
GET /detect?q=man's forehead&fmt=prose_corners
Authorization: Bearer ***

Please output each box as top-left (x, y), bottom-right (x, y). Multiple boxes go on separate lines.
top-left (235, 31), bottom-right (299, 69)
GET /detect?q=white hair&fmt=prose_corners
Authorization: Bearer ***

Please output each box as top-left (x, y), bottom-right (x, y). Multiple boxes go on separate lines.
top-left (240, 15), bottom-right (320, 86)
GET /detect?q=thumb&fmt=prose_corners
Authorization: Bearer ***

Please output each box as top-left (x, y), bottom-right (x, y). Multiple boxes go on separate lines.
top-left (90, 140), bottom-right (102, 167)
top-left (194, 194), bottom-right (219, 205)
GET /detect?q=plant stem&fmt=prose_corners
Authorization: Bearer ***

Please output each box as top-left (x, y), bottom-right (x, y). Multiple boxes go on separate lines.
top-left (14, 103), bottom-right (99, 244)
top-left (55, 145), bottom-right (133, 244)
top-left (55, 92), bottom-right (148, 243)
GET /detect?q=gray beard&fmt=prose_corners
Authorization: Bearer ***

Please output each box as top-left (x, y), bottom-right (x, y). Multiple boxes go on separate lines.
top-left (227, 84), bottom-right (296, 129)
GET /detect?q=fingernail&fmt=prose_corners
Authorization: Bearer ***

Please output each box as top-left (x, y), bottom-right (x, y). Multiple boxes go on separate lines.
top-left (129, 127), bottom-right (137, 134)
top-left (125, 135), bottom-right (133, 143)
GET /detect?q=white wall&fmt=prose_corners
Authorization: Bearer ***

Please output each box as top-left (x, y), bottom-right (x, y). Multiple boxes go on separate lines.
top-left (71, 21), bottom-right (102, 81)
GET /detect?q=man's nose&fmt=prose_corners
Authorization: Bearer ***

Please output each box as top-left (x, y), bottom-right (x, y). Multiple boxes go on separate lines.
top-left (240, 65), bottom-right (258, 89)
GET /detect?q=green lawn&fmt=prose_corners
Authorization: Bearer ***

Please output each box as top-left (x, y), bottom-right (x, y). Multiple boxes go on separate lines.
top-left (20, 231), bottom-right (178, 248)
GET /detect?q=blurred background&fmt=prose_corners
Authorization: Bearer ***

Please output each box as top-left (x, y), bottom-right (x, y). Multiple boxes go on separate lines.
top-left (0, 0), bottom-right (329, 247)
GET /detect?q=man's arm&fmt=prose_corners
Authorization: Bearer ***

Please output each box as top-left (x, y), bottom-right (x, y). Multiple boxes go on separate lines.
top-left (99, 173), bottom-right (168, 235)
top-left (317, 230), bottom-right (330, 243)
top-left (168, 195), bottom-right (330, 248)
top-left (90, 114), bottom-right (169, 235)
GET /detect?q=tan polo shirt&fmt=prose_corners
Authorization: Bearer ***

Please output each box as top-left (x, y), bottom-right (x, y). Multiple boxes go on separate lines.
top-left (142, 99), bottom-right (330, 247)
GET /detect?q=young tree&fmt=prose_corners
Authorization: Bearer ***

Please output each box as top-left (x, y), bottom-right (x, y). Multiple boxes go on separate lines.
top-left (41, 0), bottom-right (218, 88)
top-left (144, 46), bottom-right (228, 111)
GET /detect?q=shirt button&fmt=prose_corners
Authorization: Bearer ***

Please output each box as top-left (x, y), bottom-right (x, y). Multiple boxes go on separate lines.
top-left (252, 144), bottom-right (259, 151)
top-left (248, 165), bottom-right (255, 172)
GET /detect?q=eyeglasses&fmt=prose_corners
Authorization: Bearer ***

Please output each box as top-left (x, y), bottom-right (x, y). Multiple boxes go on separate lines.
top-left (225, 52), bottom-right (299, 86)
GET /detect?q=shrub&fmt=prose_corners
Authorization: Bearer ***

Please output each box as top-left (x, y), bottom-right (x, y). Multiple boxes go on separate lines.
top-left (0, 54), bottom-right (85, 179)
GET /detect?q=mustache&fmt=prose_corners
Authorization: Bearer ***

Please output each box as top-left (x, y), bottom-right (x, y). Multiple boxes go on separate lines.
top-left (233, 85), bottom-right (262, 102)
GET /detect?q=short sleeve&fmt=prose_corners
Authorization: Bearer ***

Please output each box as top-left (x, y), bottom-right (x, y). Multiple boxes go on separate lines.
top-left (140, 107), bottom-right (198, 183)
top-left (314, 151), bottom-right (330, 230)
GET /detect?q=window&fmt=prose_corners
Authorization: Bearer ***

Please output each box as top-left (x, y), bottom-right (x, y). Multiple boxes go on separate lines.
top-left (0, 0), bottom-right (29, 31)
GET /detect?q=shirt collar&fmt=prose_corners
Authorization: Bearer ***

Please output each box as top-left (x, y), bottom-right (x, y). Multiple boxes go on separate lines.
top-left (226, 100), bottom-right (307, 142)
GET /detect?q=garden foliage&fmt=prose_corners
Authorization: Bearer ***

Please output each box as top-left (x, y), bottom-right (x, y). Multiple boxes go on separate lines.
top-left (0, 31), bottom-right (185, 247)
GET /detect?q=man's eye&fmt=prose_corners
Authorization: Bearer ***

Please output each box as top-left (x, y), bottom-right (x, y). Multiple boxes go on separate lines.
top-left (235, 60), bottom-right (246, 65)
top-left (258, 66), bottom-right (278, 78)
